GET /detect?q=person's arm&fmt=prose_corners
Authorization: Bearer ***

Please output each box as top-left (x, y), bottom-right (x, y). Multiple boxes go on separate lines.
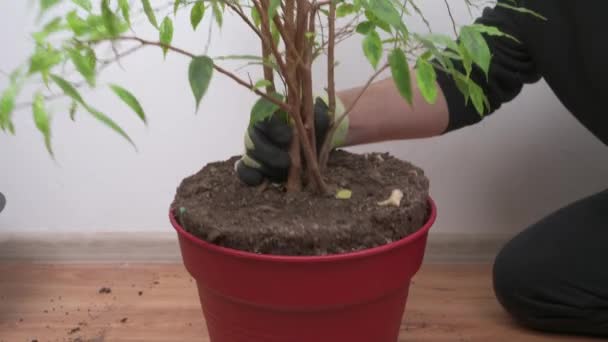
top-left (338, 75), bottom-right (449, 147)
top-left (337, 0), bottom-right (542, 147)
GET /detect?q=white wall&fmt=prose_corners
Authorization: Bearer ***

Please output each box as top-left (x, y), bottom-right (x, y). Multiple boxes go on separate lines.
top-left (1, 1), bottom-right (607, 236)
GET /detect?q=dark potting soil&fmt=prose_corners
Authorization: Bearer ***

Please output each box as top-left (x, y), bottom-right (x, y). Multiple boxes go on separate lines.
top-left (171, 150), bottom-right (430, 256)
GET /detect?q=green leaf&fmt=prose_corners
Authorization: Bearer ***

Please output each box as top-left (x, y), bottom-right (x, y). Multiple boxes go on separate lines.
top-left (468, 80), bottom-right (487, 115)
top-left (101, 0), bottom-right (119, 37)
top-left (32, 93), bottom-right (53, 156)
top-left (496, 3), bottom-right (547, 20)
top-left (86, 106), bottom-right (135, 146)
top-left (250, 93), bottom-right (283, 126)
top-left (29, 45), bottom-right (63, 79)
top-left (460, 26), bottom-right (491, 76)
top-left (0, 86), bottom-right (18, 132)
top-left (68, 47), bottom-right (96, 86)
top-left (388, 48), bottom-right (413, 105)
top-left (40, 0), bottom-right (62, 13)
top-left (109, 84), bottom-right (147, 124)
top-left (251, 7), bottom-right (261, 27)
top-left (356, 21), bottom-right (374, 35)
top-left (174, 0), bottom-right (184, 16)
top-left (458, 42), bottom-right (473, 77)
top-left (141, 0), bottom-right (158, 28)
top-left (32, 17), bottom-right (65, 43)
top-left (50, 74), bottom-right (84, 104)
top-left (336, 3), bottom-right (355, 17)
top-left (467, 23), bottom-right (519, 42)
top-left (118, 0), bottom-right (130, 25)
top-left (72, 0), bottom-right (92, 12)
top-left (364, 0), bottom-right (406, 35)
top-left (364, 9), bottom-right (391, 33)
top-left (69, 100), bottom-right (77, 121)
top-left (188, 56), bottom-right (214, 111)
top-left (362, 30), bottom-right (382, 69)
top-left (271, 21), bottom-right (280, 47)
top-left (160, 17), bottom-right (174, 57)
top-left (66, 11), bottom-right (88, 35)
top-left (214, 54), bottom-right (263, 61)
top-left (252, 79), bottom-right (272, 90)
top-left (418, 33), bottom-right (459, 52)
top-left (53, 74), bottom-right (134, 145)
top-left (415, 58), bottom-right (438, 104)
top-left (268, 0), bottom-right (280, 19)
top-left (335, 188), bottom-right (352, 200)
top-left (212, 0), bottom-right (223, 27)
top-left (190, 1), bottom-right (205, 30)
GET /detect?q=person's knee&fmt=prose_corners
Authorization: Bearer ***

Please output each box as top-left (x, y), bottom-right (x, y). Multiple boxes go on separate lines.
top-left (492, 236), bottom-right (608, 336)
top-left (492, 240), bottom-right (536, 322)
top-left (492, 237), bottom-right (561, 331)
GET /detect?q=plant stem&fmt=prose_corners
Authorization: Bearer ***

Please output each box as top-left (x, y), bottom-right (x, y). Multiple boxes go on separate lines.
top-left (327, 1), bottom-right (336, 125)
top-left (301, 5), bottom-right (316, 156)
top-left (258, 0), bottom-right (276, 93)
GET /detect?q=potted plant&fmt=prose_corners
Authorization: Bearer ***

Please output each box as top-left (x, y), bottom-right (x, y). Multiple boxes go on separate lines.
top-left (2, 0), bottom-right (539, 340)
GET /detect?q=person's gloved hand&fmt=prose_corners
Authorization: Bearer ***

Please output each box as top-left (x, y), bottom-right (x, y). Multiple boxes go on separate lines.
top-left (235, 93), bottom-right (349, 186)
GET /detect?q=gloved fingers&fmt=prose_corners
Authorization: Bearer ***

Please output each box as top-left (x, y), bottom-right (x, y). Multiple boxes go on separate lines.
top-left (236, 155), bottom-right (288, 185)
top-left (246, 125), bottom-right (291, 170)
top-left (314, 97), bottom-right (331, 152)
top-left (235, 159), bottom-right (265, 186)
top-left (254, 115), bottom-right (292, 148)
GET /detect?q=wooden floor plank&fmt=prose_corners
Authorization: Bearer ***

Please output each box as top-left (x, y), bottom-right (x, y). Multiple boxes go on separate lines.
top-left (0, 263), bottom-right (600, 342)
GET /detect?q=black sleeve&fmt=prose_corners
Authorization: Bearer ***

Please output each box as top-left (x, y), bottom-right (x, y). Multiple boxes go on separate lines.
top-left (435, 1), bottom-right (542, 133)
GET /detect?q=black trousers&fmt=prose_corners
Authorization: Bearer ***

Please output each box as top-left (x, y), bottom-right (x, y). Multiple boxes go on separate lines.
top-left (493, 188), bottom-right (608, 337)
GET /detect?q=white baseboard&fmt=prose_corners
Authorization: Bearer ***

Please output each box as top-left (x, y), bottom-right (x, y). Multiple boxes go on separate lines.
top-left (0, 232), bottom-right (513, 263)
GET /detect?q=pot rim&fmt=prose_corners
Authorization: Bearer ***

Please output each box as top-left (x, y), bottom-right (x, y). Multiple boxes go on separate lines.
top-left (170, 196), bottom-right (436, 264)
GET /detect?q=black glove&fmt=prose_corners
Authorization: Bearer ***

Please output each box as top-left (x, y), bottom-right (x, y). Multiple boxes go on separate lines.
top-left (235, 97), bottom-right (334, 186)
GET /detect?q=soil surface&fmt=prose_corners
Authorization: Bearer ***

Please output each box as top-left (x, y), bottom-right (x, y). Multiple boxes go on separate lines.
top-left (171, 150), bottom-right (430, 256)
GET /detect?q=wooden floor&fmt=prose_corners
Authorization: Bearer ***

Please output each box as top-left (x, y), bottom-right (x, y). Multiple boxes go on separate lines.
top-left (0, 263), bottom-right (600, 342)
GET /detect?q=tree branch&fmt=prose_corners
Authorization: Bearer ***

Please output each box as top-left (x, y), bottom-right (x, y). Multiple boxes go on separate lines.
top-left (23, 36), bottom-right (291, 113)
top-left (443, 0), bottom-right (459, 36)
top-left (225, 2), bottom-right (263, 40)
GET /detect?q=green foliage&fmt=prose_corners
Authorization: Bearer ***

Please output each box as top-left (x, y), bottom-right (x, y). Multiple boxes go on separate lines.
top-left (109, 84), bottom-right (147, 124)
top-left (362, 30), bottom-right (382, 69)
top-left (268, 0), bottom-right (281, 20)
top-left (141, 0), bottom-right (158, 29)
top-left (460, 25), bottom-right (491, 76)
top-left (72, 0), bottom-right (92, 12)
top-left (51, 74), bottom-right (134, 145)
top-left (68, 47), bottom-right (96, 86)
top-left (363, 0), bottom-right (407, 36)
top-left (190, 1), bottom-right (205, 30)
top-left (388, 48), bottom-right (413, 105)
top-left (33, 93), bottom-right (53, 156)
top-left (415, 57), bottom-right (438, 104)
top-left (211, 0), bottom-right (223, 27)
top-left (118, 0), bottom-right (131, 26)
top-left (160, 17), bottom-right (174, 57)
top-left (189, 56), bottom-right (214, 111)
top-left (3, 0), bottom-right (543, 156)
top-left (249, 93), bottom-right (284, 126)
top-left (496, 3), bottom-right (547, 20)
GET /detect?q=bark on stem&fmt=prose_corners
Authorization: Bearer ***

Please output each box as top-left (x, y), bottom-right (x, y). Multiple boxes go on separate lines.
top-left (259, 0), bottom-right (276, 93)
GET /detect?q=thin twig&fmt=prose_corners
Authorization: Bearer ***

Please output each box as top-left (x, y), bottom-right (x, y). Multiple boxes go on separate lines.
top-left (327, 2), bottom-right (336, 117)
top-left (225, 2), bottom-right (263, 39)
top-left (443, 0), bottom-right (459, 36)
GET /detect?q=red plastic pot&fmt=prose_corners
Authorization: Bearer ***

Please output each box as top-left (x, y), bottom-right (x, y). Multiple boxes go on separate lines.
top-left (170, 197), bottom-right (437, 342)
